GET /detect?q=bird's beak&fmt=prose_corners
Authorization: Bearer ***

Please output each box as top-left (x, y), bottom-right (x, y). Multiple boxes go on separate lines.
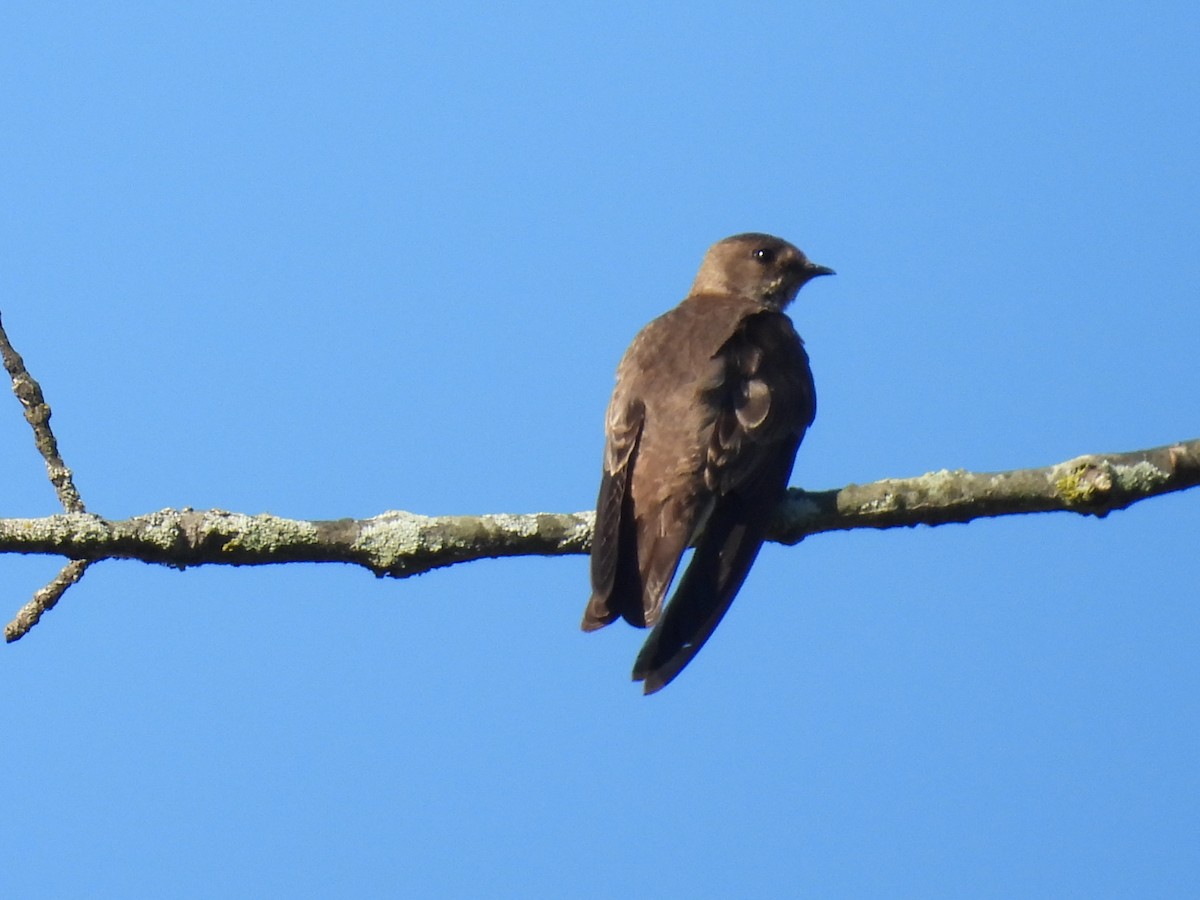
top-left (806, 263), bottom-right (835, 277)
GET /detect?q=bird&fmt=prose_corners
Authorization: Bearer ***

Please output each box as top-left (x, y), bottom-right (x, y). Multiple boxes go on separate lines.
top-left (582, 232), bottom-right (833, 694)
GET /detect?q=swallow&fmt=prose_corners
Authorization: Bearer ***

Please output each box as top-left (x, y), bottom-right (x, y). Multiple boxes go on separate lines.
top-left (582, 232), bottom-right (832, 693)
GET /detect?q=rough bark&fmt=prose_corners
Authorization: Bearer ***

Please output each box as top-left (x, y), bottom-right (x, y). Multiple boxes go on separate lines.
top-left (0, 435), bottom-right (1195, 579)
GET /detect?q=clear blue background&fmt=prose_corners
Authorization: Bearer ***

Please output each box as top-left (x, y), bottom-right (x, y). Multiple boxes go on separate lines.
top-left (3, 3), bottom-right (1198, 897)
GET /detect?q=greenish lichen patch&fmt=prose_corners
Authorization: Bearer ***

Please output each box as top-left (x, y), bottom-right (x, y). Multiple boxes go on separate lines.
top-left (490, 513), bottom-right (542, 538)
top-left (354, 511), bottom-right (429, 566)
top-left (1112, 459), bottom-right (1168, 492)
top-left (216, 512), bottom-right (320, 553)
top-left (1054, 461), bottom-right (1112, 505)
top-left (136, 509), bottom-right (185, 549)
top-left (56, 512), bottom-right (109, 542)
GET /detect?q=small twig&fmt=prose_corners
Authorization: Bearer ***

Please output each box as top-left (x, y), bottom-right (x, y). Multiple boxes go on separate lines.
top-left (0, 313), bottom-right (92, 641)
top-left (0, 313), bottom-right (85, 513)
top-left (4, 560), bottom-right (89, 642)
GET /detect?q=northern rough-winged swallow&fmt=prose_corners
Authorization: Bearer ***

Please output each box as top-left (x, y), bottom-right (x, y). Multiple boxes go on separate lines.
top-left (582, 233), bottom-right (833, 693)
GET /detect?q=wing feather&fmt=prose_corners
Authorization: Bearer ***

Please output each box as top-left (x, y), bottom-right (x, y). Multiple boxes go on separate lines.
top-left (632, 311), bottom-right (814, 691)
top-left (582, 397), bottom-right (645, 631)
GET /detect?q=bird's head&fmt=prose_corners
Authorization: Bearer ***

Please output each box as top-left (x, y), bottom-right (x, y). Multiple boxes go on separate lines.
top-left (691, 232), bottom-right (834, 310)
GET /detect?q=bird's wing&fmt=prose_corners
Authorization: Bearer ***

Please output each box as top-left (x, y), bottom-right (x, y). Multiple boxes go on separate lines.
top-left (582, 393), bottom-right (645, 631)
top-left (633, 311), bottom-right (814, 692)
top-left (703, 311), bottom-right (815, 493)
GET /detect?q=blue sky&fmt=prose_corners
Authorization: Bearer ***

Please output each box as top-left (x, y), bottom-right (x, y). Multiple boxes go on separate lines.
top-left (3, 2), bottom-right (1198, 897)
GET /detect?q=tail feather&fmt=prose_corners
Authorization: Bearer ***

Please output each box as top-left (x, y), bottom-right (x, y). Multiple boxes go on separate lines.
top-left (632, 500), bottom-right (765, 694)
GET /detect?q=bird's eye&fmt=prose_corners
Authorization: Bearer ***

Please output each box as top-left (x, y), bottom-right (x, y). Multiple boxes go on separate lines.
top-left (752, 247), bottom-right (776, 265)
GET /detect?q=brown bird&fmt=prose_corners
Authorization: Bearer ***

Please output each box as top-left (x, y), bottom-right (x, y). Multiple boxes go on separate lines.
top-left (582, 232), bottom-right (833, 694)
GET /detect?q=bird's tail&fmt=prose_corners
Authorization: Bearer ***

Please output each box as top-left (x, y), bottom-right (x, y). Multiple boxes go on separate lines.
top-left (631, 499), bottom-right (765, 694)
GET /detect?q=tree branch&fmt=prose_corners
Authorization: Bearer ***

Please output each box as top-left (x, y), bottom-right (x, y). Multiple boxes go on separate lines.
top-left (771, 438), bottom-right (1200, 542)
top-left (0, 436), bottom-right (1194, 574)
top-left (0, 314), bottom-right (85, 514)
top-left (4, 560), bottom-right (89, 640)
top-left (1, 313), bottom-right (94, 641)
top-left (2, 314), bottom-right (1196, 644)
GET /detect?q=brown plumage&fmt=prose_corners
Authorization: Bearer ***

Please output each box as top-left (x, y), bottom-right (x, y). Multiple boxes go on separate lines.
top-left (582, 233), bottom-right (833, 694)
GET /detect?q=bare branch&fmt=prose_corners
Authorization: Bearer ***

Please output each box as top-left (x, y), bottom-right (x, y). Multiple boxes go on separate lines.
top-left (0, 314), bottom-right (86, 514)
top-left (771, 438), bottom-right (1200, 542)
top-left (3, 560), bottom-right (89, 642)
top-left (0, 436), bottom-right (1193, 576)
top-left (0, 508), bottom-right (594, 580)
top-left (1, 313), bottom-right (95, 641)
